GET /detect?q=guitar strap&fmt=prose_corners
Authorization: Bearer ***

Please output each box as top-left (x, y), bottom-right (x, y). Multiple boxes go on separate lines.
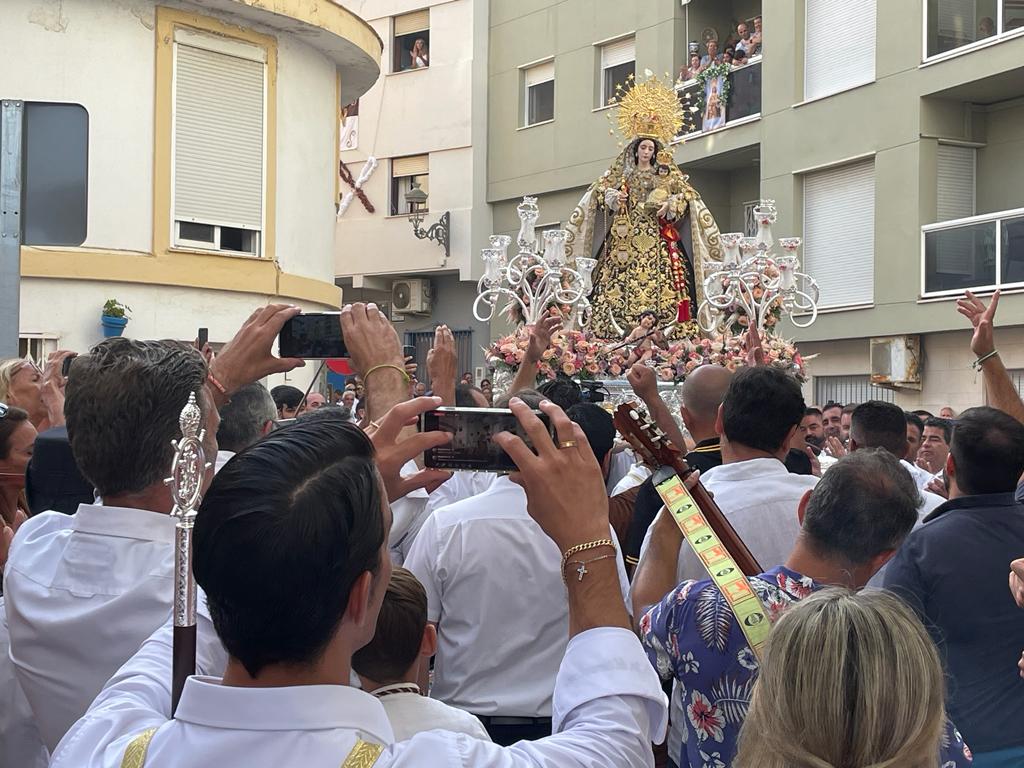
top-left (652, 471), bottom-right (772, 659)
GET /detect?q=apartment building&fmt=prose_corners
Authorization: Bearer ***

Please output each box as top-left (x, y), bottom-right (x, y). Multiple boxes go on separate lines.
top-left (4, 0), bottom-right (380, 390)
top-left (488, 0), bottom-right (1024, 412)
top-left (334, 0), bottom-right (493, 379)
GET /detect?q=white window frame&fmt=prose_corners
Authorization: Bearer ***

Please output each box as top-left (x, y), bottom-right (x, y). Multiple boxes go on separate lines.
top-left (18, 334), bottom-right (61, 367)
top-left (170, 29), bottom-right (268, 258)
top-left (597, 34), bottom-right (636, 109)
top-left (521, 58), bottom-right (555, 128)
top-left (390, 155), bottom-right (430, 217)
top-left (922, 0), bottom-right (1024, 63)
top-left (392, 9), bottom-right (430, 73)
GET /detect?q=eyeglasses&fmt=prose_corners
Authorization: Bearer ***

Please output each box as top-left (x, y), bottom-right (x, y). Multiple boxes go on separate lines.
top-left (0, 402), bottom-right (8, 419)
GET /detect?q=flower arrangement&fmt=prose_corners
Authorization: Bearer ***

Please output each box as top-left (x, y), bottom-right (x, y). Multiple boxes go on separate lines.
top-left (485, 326), bottom-right (808, 384)
top-left (692, 62), bottom-right (733, 111)
top-left (717, 267), bottom-right (785, 336)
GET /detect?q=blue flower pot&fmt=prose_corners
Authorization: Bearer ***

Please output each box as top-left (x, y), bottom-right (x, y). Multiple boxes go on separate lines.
top-left (101, 314), bottom-right (129, 338)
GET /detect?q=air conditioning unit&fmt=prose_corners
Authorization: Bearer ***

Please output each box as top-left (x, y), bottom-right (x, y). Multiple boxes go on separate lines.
top-left (391, 279), bottom-right (432, 315)
top-left (870, 335), bottom-right (922, 390)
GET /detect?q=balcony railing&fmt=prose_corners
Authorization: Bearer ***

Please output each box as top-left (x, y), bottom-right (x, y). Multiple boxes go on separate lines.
top-left (674, 57), bottom-right (761, 139)
top-left (921, 206), bottom-right (1024, 297)
top-left (924, 1), bottom-right (1024, 61)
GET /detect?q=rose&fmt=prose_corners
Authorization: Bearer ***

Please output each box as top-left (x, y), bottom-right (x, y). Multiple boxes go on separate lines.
top-left (542, 348), bottom-right (555, 360)
top-left (562, 362), bottom-right (576, 376)
top-left (586, 363), bottom-right (600, 374)
top-left (609, 363), bottom-right (622, 376)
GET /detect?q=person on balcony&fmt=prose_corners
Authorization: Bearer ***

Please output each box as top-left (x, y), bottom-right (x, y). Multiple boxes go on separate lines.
top-left (699, 39), bottom-right (722, 69)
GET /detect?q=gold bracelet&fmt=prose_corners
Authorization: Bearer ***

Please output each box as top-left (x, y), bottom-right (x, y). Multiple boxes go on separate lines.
top-left (563, 552), bottom-right (617, 585)
top-left (561, 539), bottom-right (615, 572)
top-left (363, 363), bottom-right (411, 384)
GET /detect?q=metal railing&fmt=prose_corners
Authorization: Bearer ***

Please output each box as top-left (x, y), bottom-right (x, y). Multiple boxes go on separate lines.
top-left (673, 57), bottom-right (762, 139)
top-left (920, 206), bottom-right (1024, 297)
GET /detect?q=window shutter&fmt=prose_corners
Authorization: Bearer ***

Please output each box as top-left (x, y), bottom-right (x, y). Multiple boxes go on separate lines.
top-left (601, 37), bottom-right (635, 69)
top-left (174, 43), bottom-right (264, 231)
top-left (803, 158), bottom-right (875, 308)
top-left (525, 60), bottom-right (555, 88)
top-left (392, 155), bottom-right (429, 177)
top-left (936, 144), bottom-right (975, 221)
top-left (805, 0), bottom-right (876, 100)
top-left (395, 9), bottom-right (430, 36)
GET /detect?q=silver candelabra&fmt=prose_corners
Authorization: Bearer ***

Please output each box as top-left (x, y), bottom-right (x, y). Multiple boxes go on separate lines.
top-left (697, 200), bottom-right (820, 334)
top-left (474, 197), bottom-right (597, 329)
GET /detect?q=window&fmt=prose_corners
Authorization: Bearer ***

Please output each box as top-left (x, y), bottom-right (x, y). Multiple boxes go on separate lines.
top-left (600, 37), bottom-right (635, 106)
top-left (18, 335), bottom-right (60, 366)
top-left (390, 155), bottom-right (430, 216)
top-left (929, 144), bottom-right (977, 280)
top-left (804, 0), bottom-right (876, 100)
top-left (1010, 369), bottom-right (1024, 397)
top-left (172, 30), bottom-right (266, 256)
top-left (803, 158), bottom-right (876, 308)
top-left (406, 329), bottom-right (474, 386)
top-left (743, 201), bottom-right (759, 236)
top-left (924, 209), bottom-right (1024, 294)
top-left (393, 9), bottom-right (430, 72)
top-left (924, 0), bottom-right (1024, 57)
top-left (523, 60), bottom-right (555, 126)
top-left (814, 374), bottom-right (895, 405)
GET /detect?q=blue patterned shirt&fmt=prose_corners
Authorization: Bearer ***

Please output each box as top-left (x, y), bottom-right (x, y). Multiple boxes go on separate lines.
top-left (639, 565), bottom-right (973, 768)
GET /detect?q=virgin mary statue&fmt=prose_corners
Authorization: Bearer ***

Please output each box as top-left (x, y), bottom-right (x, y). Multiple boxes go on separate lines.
top-left (564, 75), bottom-right (722, 339)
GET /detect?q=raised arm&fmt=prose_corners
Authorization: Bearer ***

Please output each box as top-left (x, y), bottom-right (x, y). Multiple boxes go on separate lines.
top-left (340, 302), bottom-right (410, 423)
top-left (508, 314), bottom-right (562, 396)
top-left (958, 290), bottom-right (1024, 423)
top-left (627, 363), bottom-right (689, 451)
top-left (426, 325), bottom-right (458, 406)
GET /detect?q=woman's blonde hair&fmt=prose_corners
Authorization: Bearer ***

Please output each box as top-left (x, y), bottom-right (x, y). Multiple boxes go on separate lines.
top-left (0, 358), bottom-right (28, 405)
top-left (735, 588), bottom-right (947, 768)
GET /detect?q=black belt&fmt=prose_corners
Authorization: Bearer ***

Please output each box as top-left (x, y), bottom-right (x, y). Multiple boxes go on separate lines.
top-left (475, 715), bottom-right (553, 727)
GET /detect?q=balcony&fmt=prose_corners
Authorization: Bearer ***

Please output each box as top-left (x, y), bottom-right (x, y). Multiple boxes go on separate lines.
top-left (925, 0), bottom-right (1024, 61)
top-left (921, 207), bottom-right (1024, 297)
top-left (674, 58), bottom-right (762, 139)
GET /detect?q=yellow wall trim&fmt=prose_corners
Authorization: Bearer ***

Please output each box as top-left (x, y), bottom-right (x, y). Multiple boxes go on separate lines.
top-left (21, 247), bottom-right (341, 308)
top-left (153, 6), bottom-right (278, 263)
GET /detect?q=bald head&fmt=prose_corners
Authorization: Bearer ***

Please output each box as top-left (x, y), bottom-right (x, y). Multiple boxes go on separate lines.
top-left (681, 365), bottom-right (733, 436)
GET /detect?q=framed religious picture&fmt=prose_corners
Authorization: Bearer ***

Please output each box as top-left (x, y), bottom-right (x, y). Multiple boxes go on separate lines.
top-left (702, 74), bottom-right (726, 131)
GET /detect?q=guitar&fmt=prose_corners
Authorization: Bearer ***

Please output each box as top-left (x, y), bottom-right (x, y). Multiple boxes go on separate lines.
top-left (613, 401), bottom-right (762, 577)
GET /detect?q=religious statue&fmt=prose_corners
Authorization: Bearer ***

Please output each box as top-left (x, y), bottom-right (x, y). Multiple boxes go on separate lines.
top-left (564, 74), bottom-right (722, 339)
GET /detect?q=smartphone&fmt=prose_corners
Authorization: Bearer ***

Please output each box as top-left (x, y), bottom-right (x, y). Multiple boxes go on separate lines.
top-left (402, 345), bottom-right (416, 358)
top-left (278, 313), bottom-right (347, 359)
top-left (420, 407), bottom-right (554, 473)
top-left (198, 327), bottom-right (209, 349)
top-left (61, 354), bottom-right (77, 378)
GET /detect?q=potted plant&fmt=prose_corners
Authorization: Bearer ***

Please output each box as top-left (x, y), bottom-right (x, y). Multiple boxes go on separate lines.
top-left (101, 299), bottom-right (131, 338)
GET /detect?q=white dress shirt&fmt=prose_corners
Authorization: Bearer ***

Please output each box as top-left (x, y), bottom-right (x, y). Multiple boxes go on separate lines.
top-left (3, 503), bottom-right (228, 750)
top-left (214, 449), bottom-right (235, 474)
top-left (50, 623), bottom-right (667, 768)
top-left (610, 463), bottom-right (652, 496)
top-left (606, 449), bottom-right (638, 494)
top-left (0, 598), bottom-right (48, 768)
top-left (370, 683), bottom-right (491, 742)
top-left (388, 462), bottom-right (433, 566)
top-left (404, 476), bottom-right (632, 717)
top-left (902, 459), bottom-right (937, 490)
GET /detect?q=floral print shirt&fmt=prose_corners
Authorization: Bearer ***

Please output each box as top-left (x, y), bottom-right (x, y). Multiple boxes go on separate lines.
top-left (639, 565), bottom-right (973, 768)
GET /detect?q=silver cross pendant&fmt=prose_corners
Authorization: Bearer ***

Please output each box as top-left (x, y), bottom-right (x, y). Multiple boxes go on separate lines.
top-left (576, 563), bottom-right (588, 582)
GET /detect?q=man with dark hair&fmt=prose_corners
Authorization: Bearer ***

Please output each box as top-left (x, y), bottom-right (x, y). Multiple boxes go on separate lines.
top-left (270, 383), bottom-right (304, 419)
top-left (214, 383), bottom-right (276, 471)
top-left (53, 399), bottom-right (669, 768)
top-left (352, 567), bottom-right (490, 741)
top-left (536, 376), bottom-right (583, 411)
top-left (634, 449), bottom-right (969, 768)
top-left (840, 402), bottom-right (856, 444)
top-left (821, 400), bottom-right (843, 440)
top-left (405, 392), bottom-right (631, 745)
top-left (798, 406), bottom-right (825, 449)
top-left (902, 411), bottom-right (933, 488)
top-left (885, 407), bottom-right (1024, 764)
top-left (454, 383), bottom-right (489, 408)
top-left (917, 416), bottom-right (952, 476)
top-left (4, 305), bottom-right (304, 751)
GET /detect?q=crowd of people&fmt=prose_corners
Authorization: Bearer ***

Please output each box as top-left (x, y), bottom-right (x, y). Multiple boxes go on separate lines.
top-left (679, 18), bottom-right (763, 82)
top-left (0, 287), bottom-right (1022, 768)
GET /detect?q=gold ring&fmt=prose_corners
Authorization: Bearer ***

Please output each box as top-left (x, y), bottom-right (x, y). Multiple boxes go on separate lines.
top-left (367, 419), bottom-right (383, 432)
top-left (558, 440), bottom-right (578, 450)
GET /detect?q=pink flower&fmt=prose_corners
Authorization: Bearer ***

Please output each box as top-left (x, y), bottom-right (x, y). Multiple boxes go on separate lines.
top-left (562, 362), bottom-right (576, 376)
top-left (609, 363), bottom-right (622, 376)
top-left (687, 691), bottom-right (725, 743)
top-left (586, 362), bottom-right (600, 374)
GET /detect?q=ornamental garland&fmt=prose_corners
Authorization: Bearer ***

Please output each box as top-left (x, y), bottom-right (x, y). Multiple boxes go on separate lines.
top-left (692, 62), bottom-right (733, 111)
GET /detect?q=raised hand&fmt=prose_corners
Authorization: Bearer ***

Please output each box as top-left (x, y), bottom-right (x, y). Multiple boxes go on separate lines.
top-left (957, 289), bottom-right (999, 358)
top-left (368, 396), bottom-right (452, 502)
top-left (40, 350), bottom-right (75, 428)
top-left (744, 323), bottom-right (765, 368)
top-left (527, 314), bottom-right (562, 364)
top-left (340, 302), bottom-right (404, 376)
top-left (0, 508), bottom-right (27, 572)
top-left (209, 304), bottom-right (305, 401)
top-left (426, 325), bottom-right (458, 406)
top-left (627, 362), bottom-right (659, 403)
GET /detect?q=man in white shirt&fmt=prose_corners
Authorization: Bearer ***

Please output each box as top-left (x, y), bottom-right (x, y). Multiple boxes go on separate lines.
top-left (404, 398), bottom-right (632, 745)
top-left (3, 305), bottom-right (305, 750)
top-left (214, 382), bottom-right (276, 473)
top-left (50, 397), bottom-right (667, 768)
top-left (353, 567), bottom-right (491, 742)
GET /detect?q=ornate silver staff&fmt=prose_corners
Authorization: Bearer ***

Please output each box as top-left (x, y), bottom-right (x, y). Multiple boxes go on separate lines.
top-left (164, 392), bottom-right (209, 714)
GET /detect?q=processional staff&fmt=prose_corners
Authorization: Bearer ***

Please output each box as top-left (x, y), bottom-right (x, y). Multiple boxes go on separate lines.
top-left (164, 391), bottom-right (210, 714)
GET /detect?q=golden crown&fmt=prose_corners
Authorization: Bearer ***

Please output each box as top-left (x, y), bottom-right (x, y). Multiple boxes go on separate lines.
top-left (609, 71), bottom-right (686, 147)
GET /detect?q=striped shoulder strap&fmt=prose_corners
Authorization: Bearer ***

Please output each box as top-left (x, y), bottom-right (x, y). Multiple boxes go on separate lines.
top-left (120, 728), bottom-right (157, 768)
top-left (342, 738), bottom-right (385, 768)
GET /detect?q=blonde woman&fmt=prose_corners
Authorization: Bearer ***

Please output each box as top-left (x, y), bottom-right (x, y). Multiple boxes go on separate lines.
top-left (0, 351), bottom-right (73, 432)
top-left (410, 37), bottom-right (429, 69)
top-left (735, 589), bottom-right (972, 768)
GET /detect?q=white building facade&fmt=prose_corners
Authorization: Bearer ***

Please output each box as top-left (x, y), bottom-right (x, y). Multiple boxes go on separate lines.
top-left (4, 0), bottom-right (380, 389)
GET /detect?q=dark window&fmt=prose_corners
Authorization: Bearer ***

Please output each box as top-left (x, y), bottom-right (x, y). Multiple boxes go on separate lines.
top-left (603, 60), bottom-right (634, 104)
top-left (527, 80), bottom-right (555, 125)
top-left (394, 30), bottom-right (430, 72)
